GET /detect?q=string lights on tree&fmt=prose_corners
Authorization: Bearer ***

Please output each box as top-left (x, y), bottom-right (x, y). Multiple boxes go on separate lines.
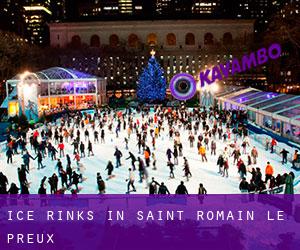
top-left (137, 49), bottom-right (166, 102)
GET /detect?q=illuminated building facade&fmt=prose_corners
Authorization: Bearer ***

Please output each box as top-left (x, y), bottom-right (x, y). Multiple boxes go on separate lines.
top-left (192, 0), bottom-right (221, 14)
top-left (155, 0), bottom-right (171, 14)
top-left (119, 0), bottom-right (133, 14)
top-left (23, 0), bottom-right (52, 45)
top-left (49, 20), bottom-right (258, 98)
top-left (3, 67), bottom-right (107, 120)
top-left (76, 0), bottom-right (143, 17)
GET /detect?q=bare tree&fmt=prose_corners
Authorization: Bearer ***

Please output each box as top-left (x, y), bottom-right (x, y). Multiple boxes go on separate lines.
top-left (0, 31), bottom-right (29, 80)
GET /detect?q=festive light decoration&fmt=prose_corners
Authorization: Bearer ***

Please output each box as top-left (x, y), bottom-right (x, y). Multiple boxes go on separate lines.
top-left (137, 51), bottom-right (166, 102)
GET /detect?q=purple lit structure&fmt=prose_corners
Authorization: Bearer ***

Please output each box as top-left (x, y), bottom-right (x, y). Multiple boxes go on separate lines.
top-left (3, 67), bottom-right (107, 117)
top-left (217, 88), bottom-right (300, 144)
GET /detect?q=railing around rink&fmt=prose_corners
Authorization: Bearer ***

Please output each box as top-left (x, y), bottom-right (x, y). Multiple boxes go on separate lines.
top-left (0, 141), bottom-right (7, 153)
top-left (249, 185), bottom-right (285, 194)
top-left (248, 130), bottom-right (300, 167)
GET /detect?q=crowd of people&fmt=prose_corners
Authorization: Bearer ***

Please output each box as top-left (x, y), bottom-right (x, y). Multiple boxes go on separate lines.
top-left (0, 105), bottom-right (297, 195)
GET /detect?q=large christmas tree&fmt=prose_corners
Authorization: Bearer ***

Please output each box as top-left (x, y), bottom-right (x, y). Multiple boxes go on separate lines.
top-left (137, 50), bottom-right (166, 102)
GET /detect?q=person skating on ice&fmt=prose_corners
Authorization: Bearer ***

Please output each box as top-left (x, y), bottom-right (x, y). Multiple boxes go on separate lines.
top-left (176, 181), bottom-right (188, 194)
top-left (35, 150), bottom-right (45, 170)
top-left (8, 183), bottom-right (20, 194)
top-left (137, 157), bottom-right (145, 183)
top-left (56, 159), bottom-right (63, 175)
top-left (168, 161), bottom-right (175, 179)
top-left (158, 182), bottom-right (170, 194)
top-left (217, 154), bottom-right (224, 175)
top-left (84, 129), bottom-right (89, 141)
top-left (48, 173), bottom-right (58, 194)
top-left (166, 148), bottom-right (172, 162)
top-left (87, 140), bottom-right (94, 156)
top-left (49, 144), bottom-right (58, 161)
top-left (0, 172), bottom-right (9, 194)
top-left (280, 148), bottom-right (289, 165)
top-left (97, 173), bottom-right (106, 194)
top-left (94, 130), bottom-right (99, 143)
top-left (114, 147), bottom-right (123, 168)
top-left (251, 146), bottom-right (258, 165)
top-left (144, 147), bottom-right (150, 167)
top-left (152, 152), bottom-right (157, 170)
top-left (173, 145), bottom-right (179, 165)
top-left (124, 137), bottom-right (129, 150)
top-left (38, 176), bottom-right (47, 194)
top-left (66, 154), bottom-right (71, 168)
top-left (18, 165), bottom-right (28, 188)
top-left (149, 177), bottom-right (160, 194)
top-left (198, 183), bottom-right (207, 194)
top-left (126, 168), bottom-right (136, 193)
top-left (211, 140), bottom-right (216, 156)
top-left (183, 157), bottom-right (192, 181)
top-left (72, 171), bottom-right (80, 191)
top-left (105, 161), bottom-right (114, 180)
top-left (80, 141), bottom-right (85, 158)
top-left (6, 147), bottom-right (13, 164)
top-left (58, 142), bottom-right (65, 157)
top-left (199, 144), bottom-right (207, 162)
top-left (137, 138), bottom-right (142, 154)
top-left (126, 152), bottom-right (137, 170)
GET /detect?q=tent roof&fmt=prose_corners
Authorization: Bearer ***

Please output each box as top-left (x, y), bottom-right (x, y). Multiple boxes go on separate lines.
top-left (9, 67), bottom-right (98, 81)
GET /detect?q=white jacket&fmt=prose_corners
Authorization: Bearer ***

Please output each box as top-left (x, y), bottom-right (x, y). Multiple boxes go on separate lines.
top-left (129, 171), bottom-right (135, 181)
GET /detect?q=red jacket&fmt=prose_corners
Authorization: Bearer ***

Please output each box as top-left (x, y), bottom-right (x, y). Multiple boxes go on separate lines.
top-left (33, 131), bottom-right (39, 138)
top-left (271, 139), bottom-right (277, 146)
top-left (74, 154), bottom-right (80, 161)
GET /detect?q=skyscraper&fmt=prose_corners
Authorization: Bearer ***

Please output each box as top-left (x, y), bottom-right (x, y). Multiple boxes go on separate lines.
top-left (119, 0), bottom-right (133, 14)
top-left (101, 0), bottom-right (119, 16)
top-left (0, 0), bottom-right (26, 37)
top-left (192, 0), bottom-right (221, 15)
top-left (23, 0), bottom-right (52, 45)
top-left (155, 0), bottom-right (172, 15)
top-left (50, 0), bottom-right (67, 22)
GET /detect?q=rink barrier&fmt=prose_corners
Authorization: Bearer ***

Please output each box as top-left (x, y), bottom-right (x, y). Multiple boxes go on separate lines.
top-left (247, 122), bottom-right (300, 150)
top-left (248, 131), bottom-right (295, 163)
top-left (0, 141), bottom-right (6, 153)
top-left (248, 185), bottom-right (285, 194)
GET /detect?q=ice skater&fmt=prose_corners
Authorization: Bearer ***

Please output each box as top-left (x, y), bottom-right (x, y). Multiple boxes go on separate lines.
top-left (114, 147), bottom-right (123, 168)
top-left (168, 161), bottom-right (175, 179)
top-left (126, 168), bottom-right (136, 193)
top-left (126, 152), bottom-right (137, 170)
top-left (105, 161), bottom-right (114, 180)
top-left (183, 157), bottom-right (192, 181)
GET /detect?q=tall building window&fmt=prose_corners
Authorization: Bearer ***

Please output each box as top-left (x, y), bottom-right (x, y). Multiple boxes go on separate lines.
top-left (185, 33), bottom-right (195, 45)
top-left (109, 34), bottom-right (119, 47)
top-left (90, 35), bottom-right (100, 47)
top-left (166, 33), bottom-right (176, 46)
top-left (147, 33), bottom-right (157, 46)
top-left (204, 33), bottom-right (214, 45)
top-left (119, 0), bottom-right (133, 14)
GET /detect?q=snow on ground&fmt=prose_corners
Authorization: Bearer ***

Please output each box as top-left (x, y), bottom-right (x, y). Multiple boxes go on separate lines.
top-left (0, 110), bottom-right (299, 194)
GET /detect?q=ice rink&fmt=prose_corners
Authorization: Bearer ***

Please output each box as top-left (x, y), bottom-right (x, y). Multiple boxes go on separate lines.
top-left (0, 110), bottom-right (299, 194)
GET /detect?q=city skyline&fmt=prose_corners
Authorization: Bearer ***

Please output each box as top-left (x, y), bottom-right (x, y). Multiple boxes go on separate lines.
top-left (1, 0), bottom-right (298, 45)
top-left (0, 0), bottom-right (299, 98)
